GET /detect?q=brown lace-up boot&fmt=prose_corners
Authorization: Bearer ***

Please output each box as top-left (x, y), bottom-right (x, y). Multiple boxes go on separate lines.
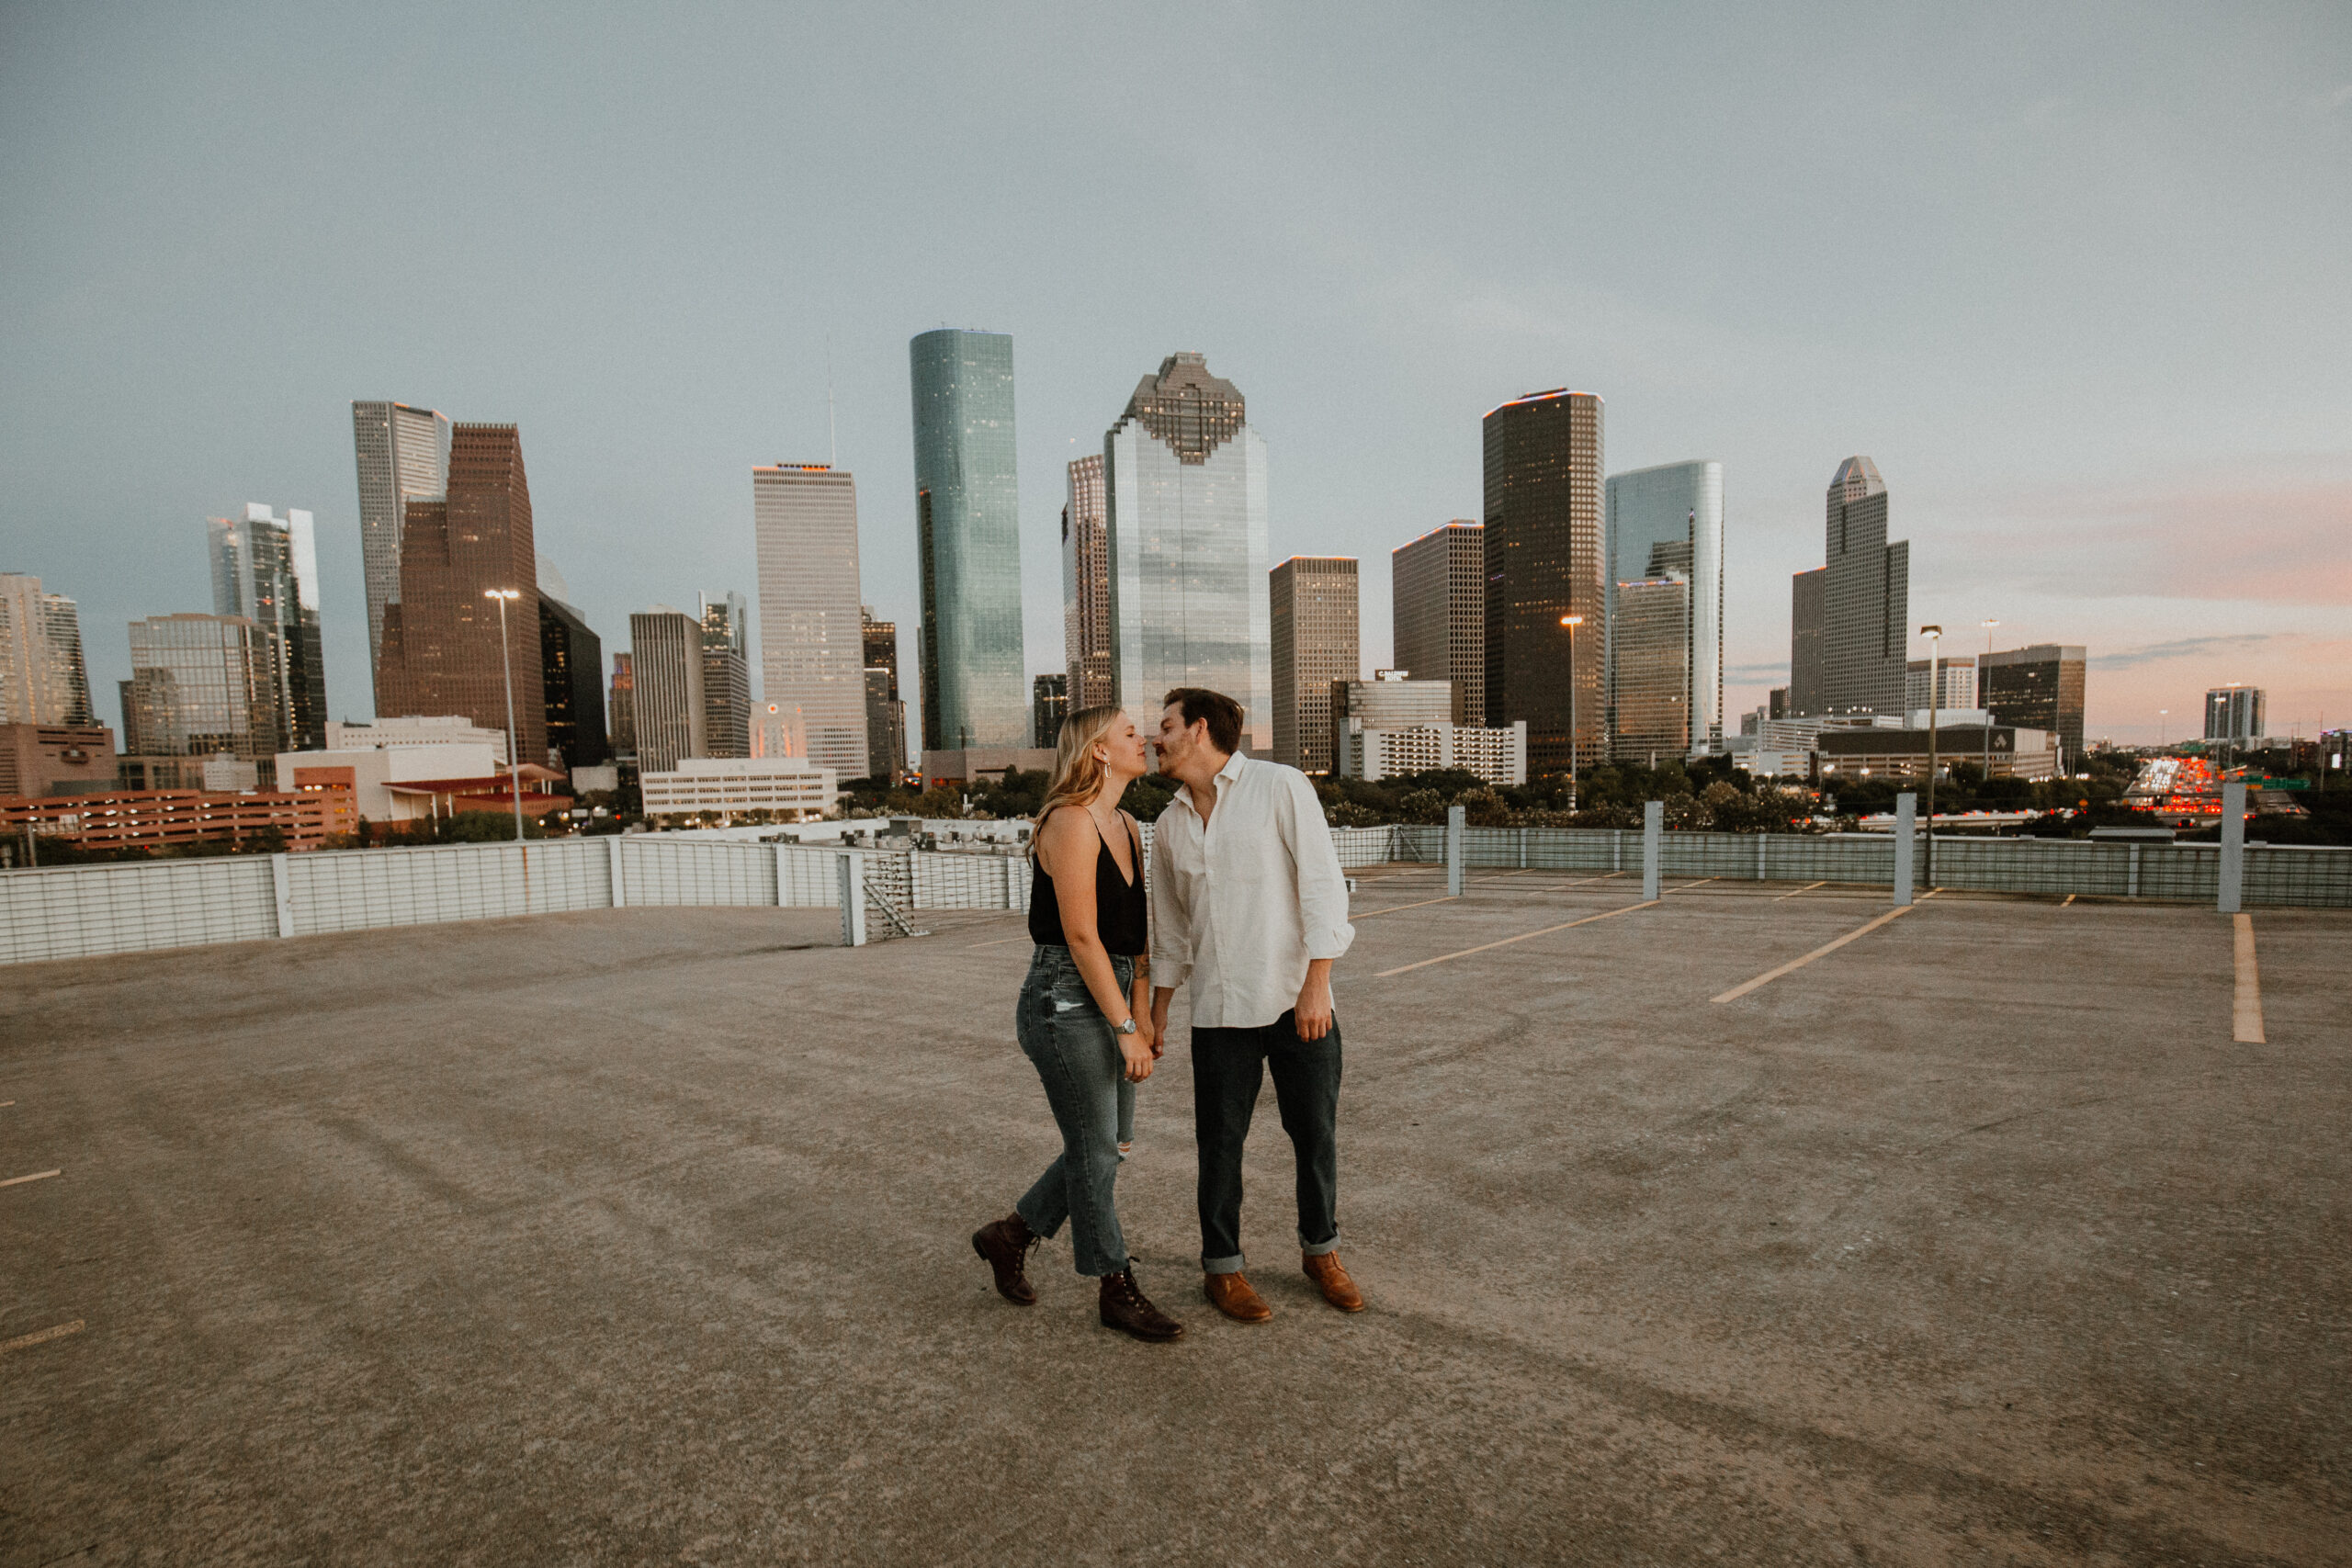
top-left (1303, 1250), bottom-right (1364, 1313)
top-left (1204, 1270), bottom-right (1273, 1323)
top-left (971, 1213), bottom-right (1040, 1305)
top-left (1099, 1267), bottom-right (1185, 1342)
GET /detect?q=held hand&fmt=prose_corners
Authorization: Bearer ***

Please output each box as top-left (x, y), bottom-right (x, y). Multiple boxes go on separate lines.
top-left (1118, 1032), bottom-right (1156, 1082)
top-left (1295, 971), bottom-right (1334, 1041)
top-left (1148, 1023), bottom-right (1167, 1061)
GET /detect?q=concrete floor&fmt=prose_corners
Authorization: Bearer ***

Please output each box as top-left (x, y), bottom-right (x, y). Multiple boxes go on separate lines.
top-left (1, 874), bottom-right (2346, 1565)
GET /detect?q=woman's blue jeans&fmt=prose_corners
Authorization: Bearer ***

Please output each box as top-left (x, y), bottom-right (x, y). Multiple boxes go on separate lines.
top-left (1013, 944), bottom-right (1136, 1278)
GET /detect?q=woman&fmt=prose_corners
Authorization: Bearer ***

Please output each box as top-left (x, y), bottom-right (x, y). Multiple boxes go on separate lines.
top-left (970, 705), bottom-right (1183, 1342)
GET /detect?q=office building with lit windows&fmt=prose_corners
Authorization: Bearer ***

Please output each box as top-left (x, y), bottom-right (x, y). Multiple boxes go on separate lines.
top-left (1103, 352), bottom-right (1272, 750)
top-left (1982, 645), bottom-right (2086, 761)
top-left (1482, 389), bottom-right (1605, 775)
top-left (628, 609), bottom-right (707, 773)
top-left (1062, 455), bottom-right (1114, 713)
top-left (1817, 457), bottom-right (1908, 717)
top-left (122, 613), bottom-right (284, 772)
top-left (910, 330), bottom-right (1026, 750)
top-left (0, 573), bottom-right (95, 728)
top-left (1611, 570), bottom-right (1690, 764)
top-left (699, 592), bottom-right (751, 760)
top-left (1390, 522), bottom-right (1483, 725)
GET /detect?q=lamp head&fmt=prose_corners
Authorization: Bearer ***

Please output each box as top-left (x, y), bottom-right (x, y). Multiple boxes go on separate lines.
top-left (1919, 624), bottom-right (1942, 639)
top-left (1559, 614), bottom-right (1584, 628)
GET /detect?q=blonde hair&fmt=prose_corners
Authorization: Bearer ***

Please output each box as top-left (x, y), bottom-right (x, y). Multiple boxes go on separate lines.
top-left (1032, 705), bottom-right (1129, 856)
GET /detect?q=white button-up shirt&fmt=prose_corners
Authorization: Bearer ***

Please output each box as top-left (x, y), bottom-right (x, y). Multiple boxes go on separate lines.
top-left (1148, 752), bottom-right (1356, 1029)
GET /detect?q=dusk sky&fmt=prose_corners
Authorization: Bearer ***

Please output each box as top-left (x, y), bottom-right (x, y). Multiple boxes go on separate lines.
top-left (5, 3), bottom-right (2347, 748)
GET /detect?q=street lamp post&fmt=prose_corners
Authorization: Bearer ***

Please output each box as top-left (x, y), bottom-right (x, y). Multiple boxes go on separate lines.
top-left (1921, 625), bottom-right (1942, 886)
top-left (484, 589), bottom-right (526, 842)
top-left (1559, 613), bottom-right (1585, 811)
top-left (1979, 618), bottom-right (1999, 786)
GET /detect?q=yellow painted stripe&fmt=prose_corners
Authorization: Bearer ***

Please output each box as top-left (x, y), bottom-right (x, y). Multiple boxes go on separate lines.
top-left (1511, 872), bottom-right (1627, 894)
top-left (1353, 895), bottom-right (1460, 919)
top-left (2062, 893), bottom-right (2076, 907)
top-left (1771, 881), bottom-right (1827, 901)
top-left (1375, 900), bottom-right (1657, 977)
top-left (1713, 891), bottom-right (1940, 1004)
top-left (962, 934), bottom-right (1034, 949)
top-left (2232, 913), bottom-right (2266, 1044)
top-left (1, 1320), bottom-right (83, 1354)
top-left (1664, 876), bottom-right (1720, 894)
top-left (0, 1169), bottom-right (60, 1190)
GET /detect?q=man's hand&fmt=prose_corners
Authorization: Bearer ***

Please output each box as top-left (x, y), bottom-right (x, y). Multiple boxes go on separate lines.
top-left (1295, 960), bottom-right (1335, 1041)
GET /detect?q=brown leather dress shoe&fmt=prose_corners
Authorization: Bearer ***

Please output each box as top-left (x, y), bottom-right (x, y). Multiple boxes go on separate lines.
top-left (971, 1213), bottom-right (1039, 1305)
top-left (1303, 1250), bottom-right (1364, 1313)
top-left (1099, 1267), bottom-right (1184, 1342)
top-left (1203, 1270), bottom-right (1273, 1323)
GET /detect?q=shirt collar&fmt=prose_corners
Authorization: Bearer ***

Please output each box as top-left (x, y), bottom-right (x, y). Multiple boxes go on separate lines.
top-left (1215, 750), bottom-right (1246, 785)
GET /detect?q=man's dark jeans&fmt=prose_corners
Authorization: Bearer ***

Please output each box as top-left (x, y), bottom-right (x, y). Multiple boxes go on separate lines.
top-left (1192, 1010), bottom-right (1341, 1274)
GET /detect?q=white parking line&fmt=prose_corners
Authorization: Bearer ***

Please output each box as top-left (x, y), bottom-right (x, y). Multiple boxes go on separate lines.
top-left (0, 1170), bottom-right (62, 1189)
top-left (1771, 881), bottom-right (1826, 901)
top-left (1375, 899), bottom-right (1658, 978)
top-left (1, 1320), bottom-right (84, 1354)
top-left (1664, 876), bottom-right (1720, 894)
top-left (2233, 913), bottom-right (2266, 1044)
top-left (1712, 892), bottom-right (1940, 1003)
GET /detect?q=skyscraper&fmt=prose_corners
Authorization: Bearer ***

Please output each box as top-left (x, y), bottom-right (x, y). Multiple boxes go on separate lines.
top-left (1984, 645), bottom-right (2087, 761)
top-left (209, 504), bottom-right (326, 751)
top-left (122, 613), bottom-right (282, 763)
top-left (752, 465), bottom-right (867, 780)
top-left (1033, 673), bottom-right (1069, 748)
top-left (2205, 684), bottom-right (2264, 744)
top-left (375, 423), bottom-right (545, 764)
top-left (0, 574), bottom-right (95, 727)
top-left (1062, 454), bottom-right (1114, 713)
top-left (1270, 557), bottom-right (1358, 773)
top-left (1482, 389), bottom-right (1604, 775)
top-left (862, 607), bottom-right (904, 781)
top-left (1103, 352), bottom-right (1272, 750)
top-left (608, 652), bottom-right (636, 759)
top-left (1611, 569), bottom-right (1690, 764)
top-left (628, 609), bottom-right (707, 772)
top-left (1605, 461), bottom-right (1723, 754)
top-left (352, 400), bottom-right (451, 700)
top-left (1820, 457), bottom-right (1908, 716)
top-left (910, 329), bottom-right (1025, 750)
top-left (1391, 522), bottom-right (1484, 725)
top-left (699, 591), bottom-right (751, 760)
top-left (538, 593), bottom-right (608, 773)
top-left (1788, 568), bottom-right (1826, 717)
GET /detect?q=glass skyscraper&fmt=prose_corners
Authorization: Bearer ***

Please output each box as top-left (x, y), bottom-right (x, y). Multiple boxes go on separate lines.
top-left (1604, 460), bottom-right (1723, 757)
top-left (352, 400), bottom-right (451, 704)
top-left (209, 503), bottom-right (327, 751)
top-left (122, 613), bottom-right (283, 761)
top-left (1102, 352), bottom-right (1272, 751)
top-left (909, 330), bottom-right (1025, 750)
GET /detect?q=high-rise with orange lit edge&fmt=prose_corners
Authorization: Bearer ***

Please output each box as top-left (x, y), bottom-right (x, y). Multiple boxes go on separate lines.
top-left (1481, 389), bottom-right (1604, 776)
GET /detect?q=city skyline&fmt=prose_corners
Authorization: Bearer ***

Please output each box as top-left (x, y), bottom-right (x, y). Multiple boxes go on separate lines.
top-left (4, 9), bottom-right (2346, 750)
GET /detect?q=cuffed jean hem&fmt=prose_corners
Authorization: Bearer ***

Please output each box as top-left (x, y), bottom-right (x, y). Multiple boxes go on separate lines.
top-left (1301, 1232), bottom-right (1341, 1257)
top-left (1202, 1253), bottom-right (1247, 1275)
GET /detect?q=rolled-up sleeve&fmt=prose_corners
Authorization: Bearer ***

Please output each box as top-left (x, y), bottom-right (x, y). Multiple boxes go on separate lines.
top-left (1148, 807), bottom-right (1194, 989)
top-left (1280, 771), bottom-right (1356, 962)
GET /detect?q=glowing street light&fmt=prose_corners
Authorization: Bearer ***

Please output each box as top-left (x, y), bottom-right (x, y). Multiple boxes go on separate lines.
top-left (484, 589), bottom-right (526, 842)
top-left (1921, 625), bottom-right (1943, 886)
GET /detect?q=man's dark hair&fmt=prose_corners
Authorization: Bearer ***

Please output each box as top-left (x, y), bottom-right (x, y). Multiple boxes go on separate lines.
top-left (1163, 687), bottom-right (1244, 754)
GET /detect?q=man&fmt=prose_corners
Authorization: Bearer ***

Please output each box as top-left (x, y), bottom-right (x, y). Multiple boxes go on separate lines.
top-left (1148, 686), bottom-right (1363, 1322)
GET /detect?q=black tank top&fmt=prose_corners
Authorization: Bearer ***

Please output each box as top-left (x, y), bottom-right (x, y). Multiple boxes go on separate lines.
top-left (1028, 810), bottom-right (1148, 955)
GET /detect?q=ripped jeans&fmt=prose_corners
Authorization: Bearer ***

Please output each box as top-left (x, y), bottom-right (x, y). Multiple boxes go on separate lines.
top-left (1013, 944), bottom-right (1136, 1277)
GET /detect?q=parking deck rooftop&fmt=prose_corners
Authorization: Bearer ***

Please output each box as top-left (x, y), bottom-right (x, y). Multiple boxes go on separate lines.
top-left (4, 873), bottom-right (2346, 1564)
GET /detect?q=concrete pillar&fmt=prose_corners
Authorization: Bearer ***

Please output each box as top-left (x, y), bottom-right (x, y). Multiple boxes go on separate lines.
top-left (1894, 793), bottom-right (1917, 908)
top-left (2218, 779), bottom-right (2246, 915)
top-left (1642, 800), bottom-right (1663, 900)
top-left (608, 836), bottom-right (628, 908)
top-left (838, 849), bottom-right (868, 946)
top-left (1445, 805), bottom-right (1465, 897)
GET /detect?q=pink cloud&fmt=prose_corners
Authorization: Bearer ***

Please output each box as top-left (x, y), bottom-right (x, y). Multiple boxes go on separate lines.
top-left (1974, 471), bottom-right (2352, 604)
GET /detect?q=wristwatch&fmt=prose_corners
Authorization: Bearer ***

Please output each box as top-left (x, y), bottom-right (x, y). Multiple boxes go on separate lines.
top-left (1114, 1017), bottom-right (1138, 1036)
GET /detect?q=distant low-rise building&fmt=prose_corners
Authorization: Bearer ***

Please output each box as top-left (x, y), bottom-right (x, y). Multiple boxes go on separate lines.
top-left (922, 747), bottom-right (1056, 789)
top-left (639, 757), bottom-right (835, 820)
top-left (1815, 724), bottom-right (2058, 783)
top-left (1338, 719), bottom-right (1528, 785)
top-left (327, 715), bottom-right (511, 761)
top-left (0, 723), bottom-right (116, 797)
